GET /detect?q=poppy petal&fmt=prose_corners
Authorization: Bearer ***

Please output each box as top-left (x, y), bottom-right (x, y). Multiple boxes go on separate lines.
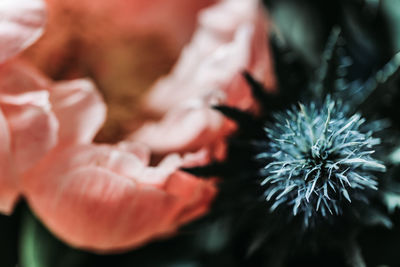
top-left (50, 79), bottom-right (106, 145)
top-left (0, 90), bottom-right (58, 173)
top-left (23, 144), bottom-right (216, 252)
top-left (0, 0), bottom-right (47, 63)
top-left (132, 101), bottom-right (225, 154)
top-left (0, 108), bottom-right (17, 214)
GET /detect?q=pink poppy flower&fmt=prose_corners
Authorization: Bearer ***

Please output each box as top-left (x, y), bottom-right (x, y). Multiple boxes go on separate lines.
top-left (3, 0), bottom-right (218, 253)
top-left (0, 60), bottom-right (106, 214)
top-left (22, 0), bottom-right (217, 142)
top-left (23, 142), bottom-right (216, 252)
top-left (131, 0), bottom-right (276, 155)
top-left (14, 0), bottom-right (275, 254)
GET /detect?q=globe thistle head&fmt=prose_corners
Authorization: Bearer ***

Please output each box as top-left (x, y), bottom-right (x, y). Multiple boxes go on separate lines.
top-left (258, 96), bottom-right (386, 225)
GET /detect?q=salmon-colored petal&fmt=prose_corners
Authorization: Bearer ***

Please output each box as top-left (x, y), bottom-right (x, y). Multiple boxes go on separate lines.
top-left (116, 142), bottom-right (151, 165)
top-left (23, 144), bottom-right (216, 252)
top-left (0, 61), bottom-right (52, 214)
top-left (0, 108), bottom-right (17, 214)
top-left (0, 60), bottom-right (50, 94)
top-left (35, 145), bottom-right (145, 181)
top-left (134, 0), bottom-right (274, 155)
top-left (145, 0), bottom-right (274, 115)
top-left (50, 79), bottom-right (106, 145)
top-left (26, 165), bottom-right (179, 251)
top-left (131, 153), bottom-right (186, 185)
top-left (181, 148), bottom-right (212, 168)
top-left (0, 0), bottom-right (46, 63)
top-left (0, 92), bottom-right (59, 173)
top-left (132, 100), bottom-right (225, 154)
top-left (164, 171), bottom-right (217, 224)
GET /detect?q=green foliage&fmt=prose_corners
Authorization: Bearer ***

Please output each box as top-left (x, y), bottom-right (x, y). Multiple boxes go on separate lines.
top-left (20, 207), bottom-right (88, 267)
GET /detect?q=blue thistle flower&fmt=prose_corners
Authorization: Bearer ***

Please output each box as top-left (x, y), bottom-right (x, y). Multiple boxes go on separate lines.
top-left (258, 97), bottom-right (386, 225)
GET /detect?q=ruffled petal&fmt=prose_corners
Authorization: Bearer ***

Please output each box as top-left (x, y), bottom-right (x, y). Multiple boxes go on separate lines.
top-left (134, 0), bottom-right (274, 154)
top-left (21, 0), bottom-right (217, 143)
top-left (132, 100), bottom-right (226, 154)
top-left (50, 79), bottom-right (106, 145)
top-left (0, 61), bottom-right (58, 173)
top-left (0, 0), bottom-right (47, 63)
top-left (0, 108), bottom-right (17, 214)
top-left (164, 171), bottom-right (216, 224)
top-left (0, 60), bottom-right (49, 94)
top-left (23, 143), bottom-right (216, 252)
top-left (145, 0), bottom-right (275, 115)
top-left (116, 142), bottom-right (151, 165)
top-left (0, 90), bottom-right (59, 173)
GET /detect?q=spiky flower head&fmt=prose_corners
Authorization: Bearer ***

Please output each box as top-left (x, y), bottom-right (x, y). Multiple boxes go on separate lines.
top-left (258, 96), bottom-right (386, 225)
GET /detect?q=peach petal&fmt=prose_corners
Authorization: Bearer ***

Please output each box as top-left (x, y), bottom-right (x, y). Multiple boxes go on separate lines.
top-left (145, 0), bottom-right (274, 115)
top-left (116, 142), bottom-right (151, 165)
top-left (181, 148), bottom-right (212, 168)
top-left (23, 144), bottom-right (216, 252)
top-left (134, 0), bottom-right (275, 155)
top-left (0, 61), bottom-right (53, 214)
top-left (0, 0), bottom-right (47, 63)
top-left (0, 60), bottom-right (50, 94)
top-left (130, 153), bottom-right (186, 185)
top-left (0, 108), bottom-right (17, 214)
top-left (40, 145), bottom-right (145, 181)
top-left (163, 170), bottom-right (216, 222)
top-left (27, 166), bottom-right (179, 251)
top-left (0, 91), bottom-right (59, 173)
top-left (50, 79), bottom-right (106, 145)
top-left (132, 101), bottom-right (224, 154)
